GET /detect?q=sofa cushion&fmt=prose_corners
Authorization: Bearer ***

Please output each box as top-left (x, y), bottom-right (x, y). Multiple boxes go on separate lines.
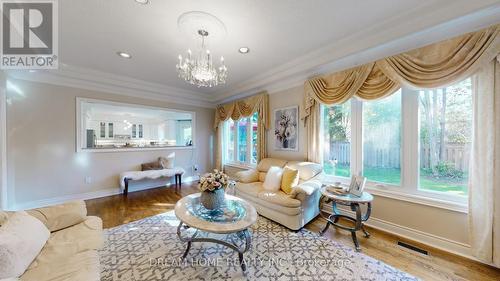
top-left (27, 201), bottom-right (87, 232)
top-left (28, 216), bottom-right (103, 269)
top-left (235, 169), bottom-right (259, 183)
top-left (281, 166), bottom-right (299, 194)
top-left (263, 167), bottom-right (283, 192)
top-left (257, 191), bottom-right (301, 208)
top-left (235, 182), bottom-right (301, 209)
top-left (20, 250), bottom-right (100, 281)
top-left (235, 182), bottom-right (264, 197)
top-left (237, 192), bottom-right (302, 216)
top-left (0, 212), bottom-right (50, 279)
top-left (257, 158), bottom-right (288, 172)
top-left (287, 161), bottom-right (323, 181)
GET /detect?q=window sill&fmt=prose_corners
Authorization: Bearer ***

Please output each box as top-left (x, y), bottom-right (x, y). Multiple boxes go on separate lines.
top-left (321, 175), bottom-right (468, 214)
top-left (224, 162), bottom-right (256, 170)
top-left (78, 146), bottom-right (196, 153)
top-left (365, 187), bottom-right (468, 214)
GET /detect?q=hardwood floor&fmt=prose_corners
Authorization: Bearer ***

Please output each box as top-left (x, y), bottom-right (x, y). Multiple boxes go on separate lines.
top-left (86, 183), bottom-right (500, 281)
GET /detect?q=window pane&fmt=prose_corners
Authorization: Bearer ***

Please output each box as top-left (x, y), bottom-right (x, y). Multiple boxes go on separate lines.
top-left (322, 102), bottom-right (351, 177)
top-left (100, 122), bottom-right (106, 138)
top-left (363, 90), bottom-right (401, 185)
top-left (237, 119), bottom-right (247, 162)
top-left (108, 123), bottom-right (113, 138)
top-left (226, 120), bottom-right (235, 162)
top-left (251, 112), bottom-right (258, 164)
top-left (138, 124), bottom-right (143, 138)
top-left (419, 79), bottom-right (471, 196)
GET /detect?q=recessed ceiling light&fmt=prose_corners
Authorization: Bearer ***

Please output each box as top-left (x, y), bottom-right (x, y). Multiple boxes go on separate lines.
top-left (238, 47), bottom-right (250, 54)
top-left (135, 0), bottom-right (149, 4)
top-left (117, 52), bottom-right (132, 59)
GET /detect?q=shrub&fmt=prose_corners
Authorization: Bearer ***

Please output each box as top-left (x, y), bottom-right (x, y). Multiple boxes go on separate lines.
top-left (434, 162), bottom-right (464, 179)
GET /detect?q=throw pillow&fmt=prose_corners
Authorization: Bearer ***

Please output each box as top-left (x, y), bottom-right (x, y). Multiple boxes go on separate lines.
top-left (159, 153), bottom-right (175, 169)
top-left (263, 166), bottom-right (283, 192)
top-left (141, 161), bottom-right (162, 171)
top-left (0, 211), bottom-right (50, 279)
top-left (281, 166), bottom-right (299, 194)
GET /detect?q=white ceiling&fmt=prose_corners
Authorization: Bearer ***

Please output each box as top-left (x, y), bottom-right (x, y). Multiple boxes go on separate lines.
top-left (8, 0), bottom-right (500, 106)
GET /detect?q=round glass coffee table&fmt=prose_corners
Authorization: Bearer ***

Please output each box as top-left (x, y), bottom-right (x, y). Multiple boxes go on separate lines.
top-left (174, 193), bottom-right (257, 271)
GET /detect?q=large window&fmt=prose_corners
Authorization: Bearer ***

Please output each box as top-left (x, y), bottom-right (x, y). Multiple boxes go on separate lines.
top-left (321, 78), bottom-right (472, 202)
top-left (418, 79), bottom-right (472, 196)
top-left (78, 98), bottom-right (195, 151)
top-left (363, 91), bottom-right (401, 185)
top-left (322, 102), bottom-right (351, 178)
top-left (223, 112), bottom-right (259, 166)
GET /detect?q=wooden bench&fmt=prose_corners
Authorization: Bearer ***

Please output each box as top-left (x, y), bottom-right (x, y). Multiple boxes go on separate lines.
top-left (120, 168), bottom-right (185, 195)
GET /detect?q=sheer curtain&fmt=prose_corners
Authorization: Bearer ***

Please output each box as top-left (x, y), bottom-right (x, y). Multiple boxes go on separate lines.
top-left (469, 56), bottom-right (500, 266)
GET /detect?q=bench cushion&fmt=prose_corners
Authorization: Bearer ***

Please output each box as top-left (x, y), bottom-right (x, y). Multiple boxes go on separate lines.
top-left (120, 167), bottom-right (185, 188)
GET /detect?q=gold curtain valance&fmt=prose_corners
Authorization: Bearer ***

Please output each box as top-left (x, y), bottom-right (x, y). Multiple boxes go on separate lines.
top-left (303, 24), bottom-right (500, 121)
top-left (213, 92), bottom-right (269, 129)
top-left (214, 92), bottom-right (270, 169)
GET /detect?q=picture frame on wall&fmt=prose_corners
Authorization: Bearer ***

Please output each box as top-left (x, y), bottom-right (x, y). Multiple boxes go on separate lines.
top-left (349, 175), bottom-right (366, 197)
top-left (273, 106), bottom-right (299, 151)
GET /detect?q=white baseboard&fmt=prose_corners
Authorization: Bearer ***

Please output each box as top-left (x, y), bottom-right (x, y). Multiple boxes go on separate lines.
top-left (13, 188), bottom-right (122, 210)
top-left (12, 176), bottom-right (199, 211)
top-left (320, 206), bottom-right (484, 264)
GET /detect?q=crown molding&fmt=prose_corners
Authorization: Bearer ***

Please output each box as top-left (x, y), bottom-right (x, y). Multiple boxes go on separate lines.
top-left (214, 4), bottom-right (500, 104)
top-left (5, 4), bottom-right (500, 108)
top-left (7, 65), bottom-right (216, 108)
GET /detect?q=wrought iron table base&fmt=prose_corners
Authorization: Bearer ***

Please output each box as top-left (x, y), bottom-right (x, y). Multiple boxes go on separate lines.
top-left (319, 198), bottom-right (372, 251)
top-left (176, 222), bottom-right (252, 271)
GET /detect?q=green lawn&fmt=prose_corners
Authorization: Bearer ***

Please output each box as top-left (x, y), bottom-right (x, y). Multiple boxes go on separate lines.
top-left (323, 162), bottom-right (467, 196)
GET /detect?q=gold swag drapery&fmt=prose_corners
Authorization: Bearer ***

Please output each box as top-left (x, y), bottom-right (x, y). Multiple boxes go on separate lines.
top-left (214, 92), bottom-right (269, 169)
top-left (303, 24), bottom-right (500, 123)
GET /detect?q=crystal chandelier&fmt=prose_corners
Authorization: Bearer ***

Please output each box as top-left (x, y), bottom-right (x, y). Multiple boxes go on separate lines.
top-left (176, 30), bottom-right (227, 88)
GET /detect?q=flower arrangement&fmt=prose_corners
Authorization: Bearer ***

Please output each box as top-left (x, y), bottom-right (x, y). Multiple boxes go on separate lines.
top-left (198, 169), bottom-right (229, 192)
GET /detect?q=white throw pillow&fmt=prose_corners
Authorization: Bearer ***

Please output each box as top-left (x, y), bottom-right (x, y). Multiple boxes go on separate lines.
top-left (159, 152), bottom-right (175, 169)
top-left (0, 211), bottom-right (50, 279)
top-left (263, 166), bottom-right (283, 192)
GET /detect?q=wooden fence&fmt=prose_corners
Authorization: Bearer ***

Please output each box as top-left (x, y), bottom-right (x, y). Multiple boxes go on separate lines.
top-left (327, 141), bottom-right (469, 171)
top-left (327, 142), bottom-right (400, 168)
top-left (420, 143), bottom-right (470, 172)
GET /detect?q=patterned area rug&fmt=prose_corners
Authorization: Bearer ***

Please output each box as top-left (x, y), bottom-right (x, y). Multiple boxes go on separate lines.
top-left (100, 211), bottom-right (417, 281)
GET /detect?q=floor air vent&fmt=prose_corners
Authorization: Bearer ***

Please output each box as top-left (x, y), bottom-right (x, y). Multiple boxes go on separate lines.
top-left (397, 241), bottom-right (429, 256)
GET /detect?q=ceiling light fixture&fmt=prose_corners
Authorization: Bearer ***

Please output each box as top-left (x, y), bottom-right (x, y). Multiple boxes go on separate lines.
top-left (176, 29), bottom-right (227, 88)
top-left (117, 52), bottom-right (132, 59)
top-left (238, 47), bottom-right (250, 54)
top-left (134, 0), bottom-right (149, 5)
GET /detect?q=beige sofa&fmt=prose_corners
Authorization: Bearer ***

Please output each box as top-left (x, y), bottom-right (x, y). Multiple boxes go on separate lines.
top-left (235, 158), bottom-right (323, 230)
top-left (7, 201), bottom-right (103, 281)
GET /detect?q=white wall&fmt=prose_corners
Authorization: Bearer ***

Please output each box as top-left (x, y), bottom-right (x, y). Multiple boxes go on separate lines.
top-left (5, 78), bottom-right (214, 209)
top-left (266, 85), bottom-right (470, 252)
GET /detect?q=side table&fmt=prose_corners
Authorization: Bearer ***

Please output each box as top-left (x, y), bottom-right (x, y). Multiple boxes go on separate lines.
top-left (318, 186), bottom-right (373, 251)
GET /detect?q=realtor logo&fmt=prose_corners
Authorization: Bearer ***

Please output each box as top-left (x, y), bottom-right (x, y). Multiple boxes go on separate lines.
top-left (1, 0), bottom-right (58, 69)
